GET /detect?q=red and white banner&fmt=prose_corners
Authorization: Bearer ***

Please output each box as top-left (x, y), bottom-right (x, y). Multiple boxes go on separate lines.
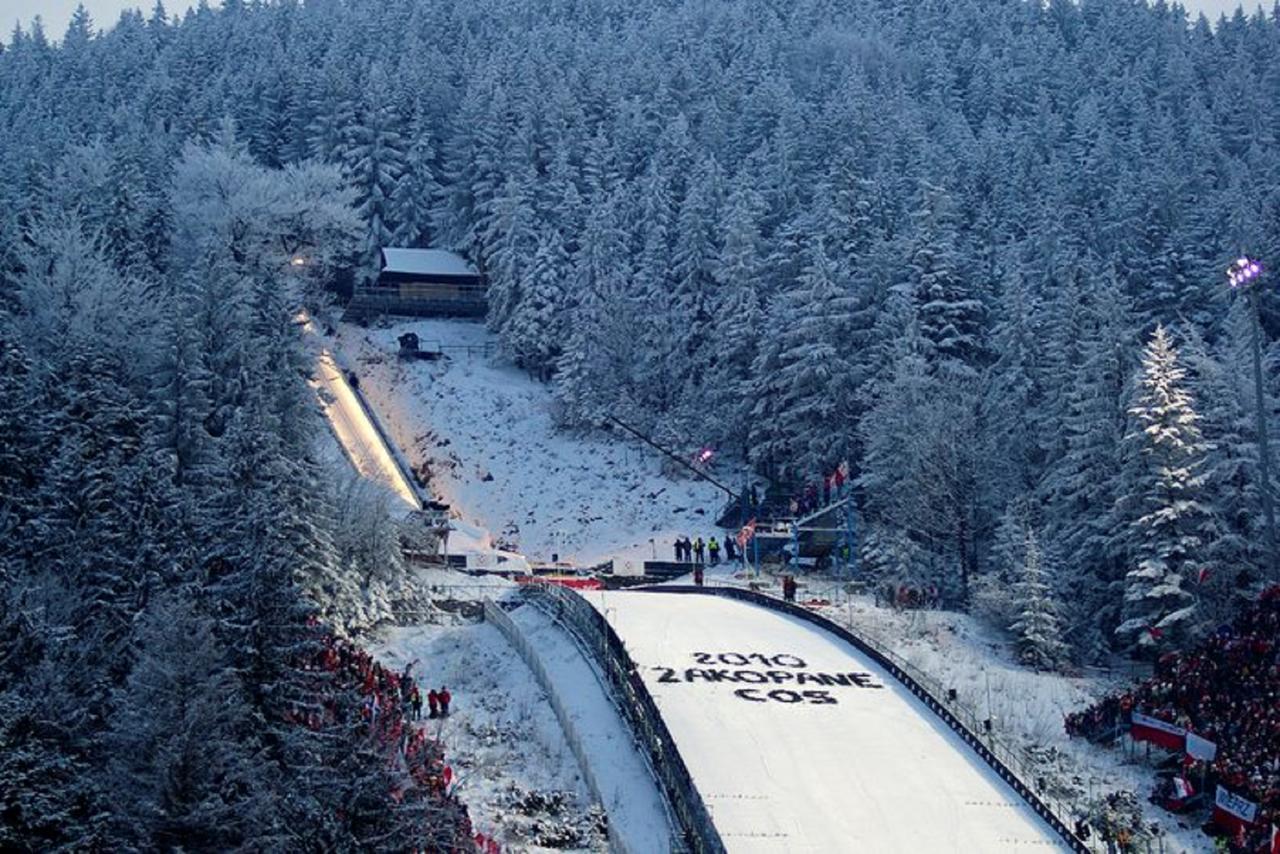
top-left (1171, 777), bottom-right (1195, 800)
top-left (737, 518), bottom-right (757, 549)
top-left (1213, 785), bottom-right (1259, 836)
top-left (1130, 712), bottom-right (1186, 751)
top-left (514, 575), bottom-right (604, 591)
top-left (1185, 731), bottom-right (1218, 762)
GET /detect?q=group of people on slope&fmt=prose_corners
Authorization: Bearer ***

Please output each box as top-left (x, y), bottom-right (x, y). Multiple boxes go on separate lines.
top-left (675, 533), bottom-right (740, 587)
top-left (296, 630), bottom-right (475, 847)
top-left (414, 685), bottom-right (452, 720)
top-left (674, 534), bottom-right (737, 566)
top-left (1067, 587), bottom-right (1280, 852)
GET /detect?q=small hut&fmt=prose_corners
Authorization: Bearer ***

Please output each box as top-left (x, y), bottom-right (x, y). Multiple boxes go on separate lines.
top-left (345, 248), bottom-right (485, 320)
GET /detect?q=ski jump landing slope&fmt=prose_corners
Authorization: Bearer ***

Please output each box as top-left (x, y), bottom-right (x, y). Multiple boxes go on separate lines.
top-left (583, 590), bottom-right (1067, 853)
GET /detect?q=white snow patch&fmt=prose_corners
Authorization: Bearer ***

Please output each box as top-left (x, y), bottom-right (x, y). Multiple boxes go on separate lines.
top-left (336, 318), bottom-right (733, 567)
top-left (372, 620), bottom-right (605, 853)
top-left (509, 602), bottom-right (673, 854)
top-left (702, 572), bottom-right (1213, 853)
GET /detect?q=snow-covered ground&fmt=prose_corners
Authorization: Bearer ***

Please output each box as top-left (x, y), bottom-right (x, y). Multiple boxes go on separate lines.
top-left (698, 568), bottom-right (1212, 853)
top-left (372, 608), bottom-right (607, 853)
top-left (335, 318), bottom-right (732, 567)
top-left (508, 602), bottom-right (672, 853)
top-left (333, 316), bottom-right (1208, 852)
top-left (311, 347), bottom-right (421, 512)
top-left (580, 588), bottom-right (1067, 852)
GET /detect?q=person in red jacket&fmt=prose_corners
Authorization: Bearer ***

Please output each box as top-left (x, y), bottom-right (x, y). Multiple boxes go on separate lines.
top-left (439, 686), bottom-right (452, 717)
top-left (427, 688), bottom-right (440, 719)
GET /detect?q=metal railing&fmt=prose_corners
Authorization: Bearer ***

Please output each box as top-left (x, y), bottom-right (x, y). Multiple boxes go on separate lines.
top-left (520, 583), bottom-right (727, 854)
top-left (656, 584), bottom-right (1095, 853)
top-left (482, 599), bottom-right (637, 854)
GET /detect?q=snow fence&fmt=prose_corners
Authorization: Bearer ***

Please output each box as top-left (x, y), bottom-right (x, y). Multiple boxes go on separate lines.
top-left (520, 583), bottom-right (727, 854)
top-left (652, 585), bottom-right (1093, 853)
top-left (482, 599), bottom-right (651, 854)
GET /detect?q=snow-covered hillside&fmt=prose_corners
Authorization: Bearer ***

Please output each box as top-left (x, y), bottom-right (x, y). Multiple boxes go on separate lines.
top-left (582, 588), bottom-right (1067, 852)
top-left (374, 612), bottom-right (607, 853)
top-left (336, 318), bottom-right (733, 567)
top-left (698, 570), bottom-right (1214, 853)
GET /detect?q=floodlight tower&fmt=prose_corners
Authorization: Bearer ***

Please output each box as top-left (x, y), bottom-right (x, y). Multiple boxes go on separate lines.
top-left (1227, 256), bottom-right (1279, 580)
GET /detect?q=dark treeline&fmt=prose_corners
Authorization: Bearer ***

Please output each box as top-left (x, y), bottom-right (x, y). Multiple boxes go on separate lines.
top-left (0, 48), bottom-right (445, 854)
top-left (2, 3), bottom-right (1280, 839)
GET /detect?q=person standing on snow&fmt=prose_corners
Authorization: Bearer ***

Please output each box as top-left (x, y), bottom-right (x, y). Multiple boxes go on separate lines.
top-left (673, 539), bottom-right (683, 562)
top-left (725, 536), bottom-right (736, 563)
top-left (428, 688), bottom-right (440, 719)
top-left (439, 687), bottom-right (452, 717)
top-left (681, 536), bottom-right (692, 562)
top-left (693, 537), bottom-right (705, 564)
top-left (707, 537), bottom-right (720, 566)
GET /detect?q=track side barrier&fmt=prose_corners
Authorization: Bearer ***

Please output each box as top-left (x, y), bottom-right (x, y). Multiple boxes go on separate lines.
top-left (646, 585), bottom-right (1092, 854)
top-left (482, 600), bottom-right (639, 854)
top-left (521, 583), bottom-right (727, 854)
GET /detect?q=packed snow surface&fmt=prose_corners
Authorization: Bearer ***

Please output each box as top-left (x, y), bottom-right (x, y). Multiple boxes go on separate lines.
top-left (337, 318), bottom-right (732, 566)
top-left (509, 603), bottom-right (672, 853)
top-left (580, 589), bottom-right (1068, 852)
top-left (373, 615), bottom-right (605, 853)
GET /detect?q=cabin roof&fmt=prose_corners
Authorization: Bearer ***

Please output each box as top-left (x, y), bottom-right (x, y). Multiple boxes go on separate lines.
top-left (380, 247), bottom-right (478, 278)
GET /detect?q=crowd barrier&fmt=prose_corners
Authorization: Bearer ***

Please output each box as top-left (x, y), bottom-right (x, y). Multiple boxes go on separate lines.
top-left (652, 584), bottom-right (1094, 853)
top-left (481, 600), bottom-right (638, 854)
top-left (520, 583), bottom-right (727, 854)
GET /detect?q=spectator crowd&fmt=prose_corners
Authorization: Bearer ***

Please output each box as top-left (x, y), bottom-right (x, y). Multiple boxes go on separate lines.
top-left (286, 625), bottom-right (488, 852)
top-left (1066, 587), bottom-right (1280, 852)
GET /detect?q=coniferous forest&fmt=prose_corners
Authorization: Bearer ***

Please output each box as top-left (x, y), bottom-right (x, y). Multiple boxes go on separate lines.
top-left (3, 0), bottom-right (1280, 847)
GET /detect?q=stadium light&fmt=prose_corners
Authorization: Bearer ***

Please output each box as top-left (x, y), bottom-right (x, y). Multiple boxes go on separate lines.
top-left (1228, 256), bottom-right (1264, 288)
top-left (1227, 255), bottom-right (1279, 581)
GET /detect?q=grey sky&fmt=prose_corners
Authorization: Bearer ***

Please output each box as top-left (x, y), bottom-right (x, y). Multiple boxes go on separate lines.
top-left (0, 0), bottom-right (1267, 43)
top-left (3, 1), bottom-right (206, 40)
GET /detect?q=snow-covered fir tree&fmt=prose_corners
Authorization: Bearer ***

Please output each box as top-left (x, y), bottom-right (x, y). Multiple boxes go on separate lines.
top-left (1008, 527), bottom-right (1069, 671)
top-left (1115, 324), bottom-right (1214, 653)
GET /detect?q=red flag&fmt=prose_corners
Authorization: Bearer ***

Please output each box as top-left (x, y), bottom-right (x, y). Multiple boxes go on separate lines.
top-left (443, 765), bottom-right (453, 786)
top-left (736, 518), bottom-right (757, 549)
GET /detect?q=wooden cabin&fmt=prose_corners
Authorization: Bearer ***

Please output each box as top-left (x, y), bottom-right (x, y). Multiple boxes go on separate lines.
top-left (344, 248), bottom-right (486, 320)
